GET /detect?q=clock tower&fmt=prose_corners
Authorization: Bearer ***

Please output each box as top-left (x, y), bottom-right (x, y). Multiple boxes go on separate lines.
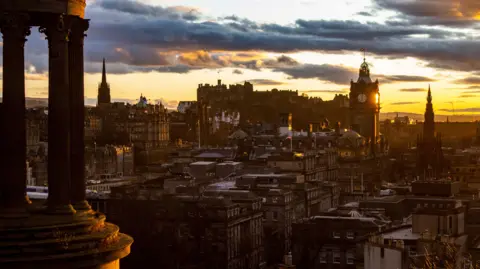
top-left (349, 58), bottom-right (380, 153)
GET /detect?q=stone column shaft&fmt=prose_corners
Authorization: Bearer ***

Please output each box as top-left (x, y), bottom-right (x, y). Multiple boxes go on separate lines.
top-left (0, 13), bottom-right (31, 216)
top-left (40, 15), bottom-right (75, 214)
top-left (69, 17), bottom-right (90, 210)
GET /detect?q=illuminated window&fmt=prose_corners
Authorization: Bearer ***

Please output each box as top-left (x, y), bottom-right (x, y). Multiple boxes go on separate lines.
top-left (319, 252), bottom-right (327, 263)
top-left (346, 231), bottom-right (355, 239)
top-left (333, 252), bottom-right (341, 264)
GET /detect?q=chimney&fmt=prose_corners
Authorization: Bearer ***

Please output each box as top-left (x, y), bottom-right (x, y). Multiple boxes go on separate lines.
top-left (335, 122), bottom-right (341, 135)
top-left (218, 79), bottom-right (221, 86)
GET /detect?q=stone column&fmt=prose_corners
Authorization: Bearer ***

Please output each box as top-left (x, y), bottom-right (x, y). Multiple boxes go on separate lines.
top-left (40, 15), bottom-right (75, 214)
top-left (69, 17), bottom-right (91, 210)
top-left (0, 13), bottom-right (31, 217)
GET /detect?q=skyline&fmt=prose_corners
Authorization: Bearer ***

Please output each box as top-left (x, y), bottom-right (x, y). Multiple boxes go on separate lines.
top-left (1, 0), bottom-right (480, 114)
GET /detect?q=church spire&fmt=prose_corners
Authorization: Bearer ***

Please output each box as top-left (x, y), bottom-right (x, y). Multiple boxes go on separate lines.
top-left (97, 58), bottom-right (111, 105)
top-left (427, 84), bottom-right (432, 104)
top-left (423, 85), bottom-right (435, 142)
top-left (102, 58), bottom-right (107, 84)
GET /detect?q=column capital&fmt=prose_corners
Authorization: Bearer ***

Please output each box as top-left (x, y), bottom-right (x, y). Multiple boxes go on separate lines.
top-left (39, 14), bottom-right (72, 57)
top-left (69, 17), bottom-right (89, 45)
top-left (0, 13), bottom-right (31, 46)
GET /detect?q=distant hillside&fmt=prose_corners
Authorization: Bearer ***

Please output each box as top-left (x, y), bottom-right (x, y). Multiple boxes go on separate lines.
top-left (0, 98), bottom-right (476, 122)
top-left (380, 112), bottom-right (479, 122)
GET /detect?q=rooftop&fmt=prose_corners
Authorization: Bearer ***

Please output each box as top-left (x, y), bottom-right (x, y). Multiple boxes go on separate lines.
top-left (381, 227), bottom-right (420, 241)
top-left (190, 161), bottom-right (216, 166)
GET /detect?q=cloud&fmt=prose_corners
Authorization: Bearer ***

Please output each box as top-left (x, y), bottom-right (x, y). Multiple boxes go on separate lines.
top-left (390, 101), bottom-right (420, 105)
top-left (273, 64), bottom-right (357, 84)
top-left (398, 88), bottom-right (427, 92)
top-left (96, 0), bottom-right (201, 21)
top-left (455, 77), bottom-right (480, 85)
top-left (25, 74), bottom-right (48, 81)
top-left (440, 107), bottom-right (480, 113)
top-left (154, 98), bottom-right (179, 110)
top-left (373, 0), bottom-right (480, 27)
top-left (357, 11), bottom-right (374, 17)
top-left (301, 89), bottom-right (348, 93)
top-left (81, 1), bottom-right (477, 73)
top-left (458, 94), bottom-right (478, 98)
top-left (232, 69), bottom-right (243, 75)
top-left (245, 79), bottom-right (285, 86)
top-left (380, 75), bottom-right (434, 82)
top-left (7, 0), bottom-right (480, 82)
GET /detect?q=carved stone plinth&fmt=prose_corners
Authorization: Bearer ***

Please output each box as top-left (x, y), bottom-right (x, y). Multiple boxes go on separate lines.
top-left (0, 210), bottom-right (133, 269)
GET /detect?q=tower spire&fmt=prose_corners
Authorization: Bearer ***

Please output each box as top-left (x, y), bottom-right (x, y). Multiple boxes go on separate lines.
top-left (102, 58), bottom-right (107, 84)
top-left (427, 84), bottom-right (432, 103)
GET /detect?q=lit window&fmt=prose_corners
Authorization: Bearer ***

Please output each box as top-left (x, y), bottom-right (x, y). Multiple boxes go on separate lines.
top-left (319, 252), bottom-right (327, 263)
top-left (346, 231), bottom-right (354, 239)
top-left (347, 252), bottom-right (354, 264)
top-left (333, 231), bottom-right (341, 238)
top-left (333, 253), bottom-right (341, 264)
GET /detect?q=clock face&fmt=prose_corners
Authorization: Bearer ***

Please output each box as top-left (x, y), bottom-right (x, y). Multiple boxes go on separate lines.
top-left (358, 94), bottom-right (367, 103)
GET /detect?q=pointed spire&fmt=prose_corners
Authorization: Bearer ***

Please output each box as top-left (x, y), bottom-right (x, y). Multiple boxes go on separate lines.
top-left (427, 84), bottom-right (432, 103)
top-left (102, 58), bottom-right (107, 84)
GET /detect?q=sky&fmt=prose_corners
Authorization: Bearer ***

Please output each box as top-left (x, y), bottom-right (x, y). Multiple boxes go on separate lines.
top-left (2, 0), bottom-right (480, 114)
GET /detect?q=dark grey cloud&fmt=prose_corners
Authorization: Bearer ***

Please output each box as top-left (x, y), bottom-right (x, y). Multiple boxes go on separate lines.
top-left (273, 64), bottom-right (357, 84)
top-left (246, 79), bottom-right (285, 86)
top-left (96, 0), bottom-right (201, 21)
top-left (398, 88), bottom-right (427, 92)
top-left (380, 75), bottom-right (435, 82)
top-left (440, 107), bottom-right (480, 113)
top-left (357, 11), bottom-right (374, 17)
top-left (4, 0), bottom-right (480, 80)
top-left (373, 0), bottom-right (480, 27)
top-left (391, 101), bottom-right (420, 105)
top-left (80, 1), bottom-right (478, 72)
top-left (232, 69), bottom-right (243, 75)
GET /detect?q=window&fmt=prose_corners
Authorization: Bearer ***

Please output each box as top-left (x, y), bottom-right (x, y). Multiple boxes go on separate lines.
top-left (346, 252), bottom-right (354, 265)
top-left (333, 252), bottom-right (340, 264)
top-left (273, 212), bottom-right (278, 221)
top-left (380, 248), bottom-right (385, 258)
top-left (346, 231), bottom-right (354, 239)
top-left (332, 231), bottom-right (341, 238)
top-left (319, 252), bottom-right (327, 263)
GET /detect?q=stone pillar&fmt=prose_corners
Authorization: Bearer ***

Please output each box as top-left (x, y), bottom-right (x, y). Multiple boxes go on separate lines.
top-left (0, 13), bottom-right (31, 217)
top-left (40, 15), bottom-right (75, 214)
top-left (69, 17), bottom-right (91, 210)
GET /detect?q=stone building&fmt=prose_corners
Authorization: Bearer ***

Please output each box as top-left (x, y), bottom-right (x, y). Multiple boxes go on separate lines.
top-left (0, 1), bottom-right (132, 267)
top-left (84, 145), bottom-right (134, 179)
top-left (209, 176), bottom-right (296, 265)
top-left (292, 213), bottom-right (390, 269)
top-left (349, 57), bottom-right (381, 154)
top-left (363, 197), bottom-right (469, 269)
top-left (106, 179), bottom-right (265, 269)
top-left (90, 60), bottom-right (170, 149)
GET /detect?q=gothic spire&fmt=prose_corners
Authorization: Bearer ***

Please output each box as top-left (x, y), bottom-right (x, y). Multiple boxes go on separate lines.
top-left (427, 84), bottom-right (432, 104)
top-left (97, 58), bottom-right (111, 105)
top-left (102, 58), bottom-right (107, 84)
top-left (423, 85), bottom-right (435, 142)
